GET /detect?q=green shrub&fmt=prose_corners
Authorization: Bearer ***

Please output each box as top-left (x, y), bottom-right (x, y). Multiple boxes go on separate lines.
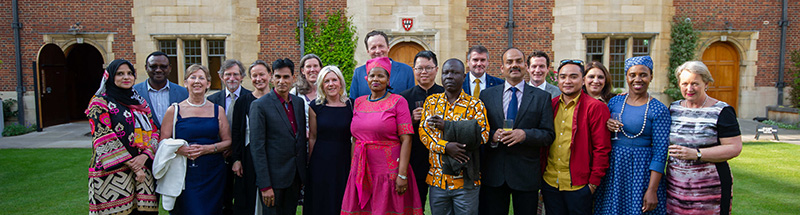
top-left (297, 9), bottom-right (358, 91)
top-left (3, 99), bottom-right (17, 120)
top-left (664, 17), bottom-right (699, 101)
top-left (788, 49), bottom-right (800, 107)
top-left (2, 123), bottom-right (36, 136)
top-left (762, 120), bottom-right (800, 130)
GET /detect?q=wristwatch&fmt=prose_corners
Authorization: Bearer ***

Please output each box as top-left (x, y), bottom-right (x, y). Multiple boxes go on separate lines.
top-left (695, 148), bottom-right (702, 161)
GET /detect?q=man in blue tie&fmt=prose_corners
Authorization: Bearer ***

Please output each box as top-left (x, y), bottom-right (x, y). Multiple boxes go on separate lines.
top-left (477, 48), bottom-right (555, 215)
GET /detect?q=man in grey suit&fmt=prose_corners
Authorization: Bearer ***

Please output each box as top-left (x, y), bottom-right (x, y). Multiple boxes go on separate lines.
top-left (478, 48), bottom-right (555, 215)
top-left (207, 59), bottom-right (251, 215)
top-left (249, 58), bottom-right (307, 215)
top-left (133, 51), bottom-right (188, 128)
top-left (527, 50), bottom-right (561, 99)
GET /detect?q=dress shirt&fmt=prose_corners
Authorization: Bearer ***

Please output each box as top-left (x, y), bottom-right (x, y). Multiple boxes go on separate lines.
top-left (528, 81), bottom-right (548, 91)
top-left (544, 93), bottom-right (583, 191)
top-left (419, 92), bottom-right (489, 190)
top-left (225, 86), bottom-right (242, 111)
top-left (468, 72), bottom-right (487, 97)
top-left (147, 81), bottom-right (171, 124)
top-left (275, 89), bottom-right (297, 135)
top-left (502, 81), bottom-right (525, 119)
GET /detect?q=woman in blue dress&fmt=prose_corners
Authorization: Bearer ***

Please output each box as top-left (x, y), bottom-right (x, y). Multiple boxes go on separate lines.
top-left (594, 56), bottom-right (669, 214)
top-left (160, 64), bottom-right (232, 215)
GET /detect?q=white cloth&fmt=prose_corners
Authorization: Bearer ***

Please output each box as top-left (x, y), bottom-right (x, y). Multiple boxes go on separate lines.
top-left (153, 139), bottom-right (189, 211)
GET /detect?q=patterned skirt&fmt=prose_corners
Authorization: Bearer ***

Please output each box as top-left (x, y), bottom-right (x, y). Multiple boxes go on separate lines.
top-left (89, 166), bottom-right (157, 215)
top-left (666, 157), bottom-right (733, 215)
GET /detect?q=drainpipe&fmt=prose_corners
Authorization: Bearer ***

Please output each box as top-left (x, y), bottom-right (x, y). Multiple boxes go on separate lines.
top-left (505, 0), bottom-right (515, 48)
top-left (777, 0), bottom-right (788, 106)
top-left (298, 0), bottom-right (305, 56)
top-left (13, 0), bottom-right (25, 125)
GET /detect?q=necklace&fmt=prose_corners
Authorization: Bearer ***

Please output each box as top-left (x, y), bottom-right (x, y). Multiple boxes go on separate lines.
top-left (619, 94), bottom-right (650, 139)
top-left (186, 99), bottom-right (207, 107)
top-left (368, 91), bottom-right (388, 102)
top-left (682, 95), bottom-right (708, 109)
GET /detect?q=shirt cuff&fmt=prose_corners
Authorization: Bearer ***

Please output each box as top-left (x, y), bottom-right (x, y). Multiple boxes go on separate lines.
top-left (260, 186), bottom-right (272, 192)
top-left (649, 160), bottom-right (666, 174)
top-left (432, 139), bottom-right (448, 154)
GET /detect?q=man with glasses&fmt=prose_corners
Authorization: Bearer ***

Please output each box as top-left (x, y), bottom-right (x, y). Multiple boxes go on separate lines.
top-left (399, 50), bottom-right (445, 212)
top-left (133, 51), bottom-right (189, 128)
top-left (207, 59), bottom-right (251, 215)
top-left (541, 59), bottom-right (611, 215)
top-left (462, 45), bottom-right (504, 98)
top-left (478, 48), bottom-right (555, 215)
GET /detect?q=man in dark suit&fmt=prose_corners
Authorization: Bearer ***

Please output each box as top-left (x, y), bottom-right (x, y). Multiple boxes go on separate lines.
top-left (478, 48), bottom-right (555, 215)
top-left (462, 45), bottom-right (504, 98)
top-left (133, 51), bottom-right (188, 129)
top-left (249, 58), bottom-right (308, 215)
top-left (207, 59), bottom-right (251, 215)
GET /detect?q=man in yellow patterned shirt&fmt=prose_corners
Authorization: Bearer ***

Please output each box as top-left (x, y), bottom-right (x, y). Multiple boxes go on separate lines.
top-left (419, 58), bottom-right (489, 215)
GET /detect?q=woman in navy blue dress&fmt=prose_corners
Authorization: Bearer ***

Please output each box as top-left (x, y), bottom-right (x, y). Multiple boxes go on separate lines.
top-left (161, 64), bottom-right (232, 215)
top-left (305, 66), bottom-right (353, 215)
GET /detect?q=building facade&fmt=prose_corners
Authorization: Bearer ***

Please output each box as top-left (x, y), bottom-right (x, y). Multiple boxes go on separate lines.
top-left (0, 0), bottom-right (796, 127)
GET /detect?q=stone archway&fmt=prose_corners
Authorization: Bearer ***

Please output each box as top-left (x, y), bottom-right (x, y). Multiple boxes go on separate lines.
top-left (701, 42), bottom-right (740, 111)
top-left (36, 43), bottom-right (104, 127)
top-left (388, 42), bottom-right (426, 68)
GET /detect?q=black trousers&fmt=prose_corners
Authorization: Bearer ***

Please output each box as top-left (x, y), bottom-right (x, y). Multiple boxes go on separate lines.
top-left (541, 183), bottom-right (592, 215)
top-left (261, 174), bottom-right (301, 215)
top-left (478, 183), bottom-right (539, 215)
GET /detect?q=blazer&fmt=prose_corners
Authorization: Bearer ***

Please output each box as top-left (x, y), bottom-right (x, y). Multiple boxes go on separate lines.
top-left (208, 87), bottom-right (252, 111)
top-left (249, 91), bottom-right (308, 190)
top-left (132, 80), bottom-right (189, 128)
top-left (349, 59), bottom-right (416, 100)
top-left (542, 92), bottom-right (611, 186)
top-left (479, 83), bottom-right (555, 192)
top-left (543, 83), bottom-right (562, 99)
top-left (462, 73), bottom-right (504, 96)
top-left (229, 92), bottom-right (260, 214)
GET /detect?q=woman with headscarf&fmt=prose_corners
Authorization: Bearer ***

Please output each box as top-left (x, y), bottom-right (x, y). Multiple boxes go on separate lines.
top-left (160, 64), bottom-right (232, 214)
top-left (230, 60), bottom-right (272, 214)
top-left (87, 59), bottom-right (159, 215)
top-left (341, 57), bottom-right (423, 214)
top-left (583, 61), bottom-right (615, 104)
top-left (665, 61), bottom-right (742, 215)
top-left (595, 56), bottom-right (669, 214)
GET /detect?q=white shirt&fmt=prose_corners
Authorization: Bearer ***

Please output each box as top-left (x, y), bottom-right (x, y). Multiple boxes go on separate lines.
top-left (528, 80), bottom-right (548, 91)
top-left (502, 81), bottom-right (525, 119)
top-left (225, 86), bottom-right (242, 111)
top-left (469, 72), bottom-right (488, 96)
top-left (147, 81), bottom-right (171, 124)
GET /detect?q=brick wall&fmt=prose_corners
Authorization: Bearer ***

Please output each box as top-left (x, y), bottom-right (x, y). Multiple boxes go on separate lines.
top-left (257, 0), bottom-right (347, 67)
top-left (466, 0), bottom-right (554, 78)
top-left (0, 0), bottom-right (135, 92)
top-left (675, 0), bottom-right (800, 87)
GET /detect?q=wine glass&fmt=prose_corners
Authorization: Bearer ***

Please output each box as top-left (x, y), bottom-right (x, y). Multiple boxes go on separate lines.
top-left (188, 143), bottom-right (199, 168)
top-left (611, 113), bottom-right (621, 140)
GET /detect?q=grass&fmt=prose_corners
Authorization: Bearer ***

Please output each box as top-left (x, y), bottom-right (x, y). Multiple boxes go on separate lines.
top-left (1, 142), bottom-right (798, 214)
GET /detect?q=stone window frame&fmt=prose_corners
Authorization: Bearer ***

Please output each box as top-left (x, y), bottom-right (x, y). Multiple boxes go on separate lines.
top-left (583, 33), bottom-right (658, 88)
top-left (151, 34), bottom-right (230, 86)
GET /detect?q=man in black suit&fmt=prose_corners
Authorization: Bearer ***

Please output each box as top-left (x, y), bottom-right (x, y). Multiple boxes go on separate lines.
top-left (478, 48), bottom-right (555, 215)
top-left (462, 45), bottom-right (504, 98)
top-left (207, 59), bottom-right (251, 215)
top-left (249, 59), bottom-right (307, 215)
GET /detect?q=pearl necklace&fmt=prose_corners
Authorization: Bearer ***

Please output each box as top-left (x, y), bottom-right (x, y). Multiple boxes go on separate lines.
top-left (187, 99), bottom-right (207, 107)
top-left (619, 94), bottom-right (650, 139)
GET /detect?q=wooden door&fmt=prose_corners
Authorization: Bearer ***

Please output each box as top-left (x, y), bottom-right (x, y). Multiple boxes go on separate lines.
top-left (388, 42), bottom-right (425, 68)
top-left (38, 44), bottom-right (69, 127)
top-left (702, 42), bottom-right (740, 111)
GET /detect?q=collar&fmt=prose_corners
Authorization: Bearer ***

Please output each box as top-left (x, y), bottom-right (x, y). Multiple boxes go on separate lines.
top-left (528, 80), bottom-right (547, 91)
top-left (559, 91), bottom-right (581, 106)
top-left (274, 89), bottom-right (291, 104)
top-left (469, 72), bottom-right (487, 84)
top-left (147, 80), bottom-right (170, 92)
top-left (503, 81), bottom-right (525, 93)
top-left (226, 86), bottom-right (242, 98)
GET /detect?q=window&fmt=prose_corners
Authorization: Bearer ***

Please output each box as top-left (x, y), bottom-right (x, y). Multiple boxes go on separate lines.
top-left (155, 37), bottom-right (227, 89)
top-left (583, 34), bottom-right (656, 89)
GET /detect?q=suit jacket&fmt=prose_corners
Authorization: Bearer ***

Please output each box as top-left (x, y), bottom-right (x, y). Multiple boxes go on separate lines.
top-left (349, 59), bottom-right (416, 100)
top-left (543, 83), bottom-right (562, 99)
top-left (209, 87), bottom-right (252, 111)
top-left (462, 73), bottom-right (504, 96)
top-left (479, 83), bottom-right (555, 191)
top-left (133, 80), bottom-right (189, 128)
top-left (249, 91), bottom-right (308, 190)
top-left (229, 92), bottom-right (260, 214)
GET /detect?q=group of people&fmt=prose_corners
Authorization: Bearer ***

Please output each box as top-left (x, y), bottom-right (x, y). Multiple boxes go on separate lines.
top-left (86, 30), bottom-right (742, 215)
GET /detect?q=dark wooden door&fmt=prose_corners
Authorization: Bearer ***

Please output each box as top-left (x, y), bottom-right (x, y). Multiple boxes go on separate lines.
top-left (38, 44), bottom-right (69, 127)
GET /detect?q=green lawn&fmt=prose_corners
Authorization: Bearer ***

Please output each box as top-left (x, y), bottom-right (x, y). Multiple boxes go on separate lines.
top-left (1, 142), bottom-right (798, 214)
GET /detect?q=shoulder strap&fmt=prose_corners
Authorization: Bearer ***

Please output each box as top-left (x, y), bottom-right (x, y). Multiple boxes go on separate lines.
top-left (171, 103), bottom-right (179, 138)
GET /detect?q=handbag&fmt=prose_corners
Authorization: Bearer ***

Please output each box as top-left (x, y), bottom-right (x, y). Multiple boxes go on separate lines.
top-left (153, 103), bottom-right (188, 211)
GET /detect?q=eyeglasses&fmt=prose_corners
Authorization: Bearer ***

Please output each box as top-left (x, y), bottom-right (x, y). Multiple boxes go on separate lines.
top-left (148, 65), bottom-right (169, 71)
top-left (414, 67), bottom-right (436, 72)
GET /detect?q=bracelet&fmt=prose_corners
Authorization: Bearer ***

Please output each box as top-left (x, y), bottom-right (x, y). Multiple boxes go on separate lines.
top-left (213, 144), bottom-right (218, 153)
top-left (398, 174), bottom-right (407, 180)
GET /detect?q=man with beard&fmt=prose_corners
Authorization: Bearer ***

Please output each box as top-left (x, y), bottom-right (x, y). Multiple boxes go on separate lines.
top-left (133, 51), bottom-right (189, 128)
top-left (478, 48), bottom-right (555, 215)
top-left (462, 45), bottom-right (504, 98)
top-left (399, 50), bottom-right (445, 212)
top-left (207, 59), bottom-right (251, 215)
top-left (250, 59), bottom-right (308, 215)
top-left (419, 59), bottom-right (488, 215)
top-left (527, 50), bottom-right (561, 99)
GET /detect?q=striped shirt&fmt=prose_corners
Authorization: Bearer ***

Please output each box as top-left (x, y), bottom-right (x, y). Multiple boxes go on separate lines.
top-left (147, 82), bottom-right (171, 124)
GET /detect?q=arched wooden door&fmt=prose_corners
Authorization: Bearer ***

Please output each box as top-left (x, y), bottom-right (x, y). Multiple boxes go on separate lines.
top-left (389, 42), bottom-right (425, 68)
top-left (38, 44), bottom-right (69, 127)
top-left (702, 42), bottom-right (740, 111)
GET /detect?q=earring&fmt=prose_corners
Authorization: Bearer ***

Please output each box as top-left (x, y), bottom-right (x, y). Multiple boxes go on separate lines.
top-left (704, 88), bottom-right (708, 92)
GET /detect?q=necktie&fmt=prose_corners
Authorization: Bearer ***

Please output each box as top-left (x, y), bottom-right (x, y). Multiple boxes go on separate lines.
top-left (506, 87), bottom-right (518, 121)
top-left (226, 94), bottom-right (237, 127)
top-left (473, 79), bottom-right (482, 98)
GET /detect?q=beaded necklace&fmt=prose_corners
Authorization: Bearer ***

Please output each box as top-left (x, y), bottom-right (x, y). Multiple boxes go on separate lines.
top-left (187, 99), bottom-right (207, 107)
top-left (619, 94), bottom-right (650, 139)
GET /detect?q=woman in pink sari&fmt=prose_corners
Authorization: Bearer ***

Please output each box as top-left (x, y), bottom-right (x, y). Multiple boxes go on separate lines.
top-left (341, 57), bottom-right (423, 215)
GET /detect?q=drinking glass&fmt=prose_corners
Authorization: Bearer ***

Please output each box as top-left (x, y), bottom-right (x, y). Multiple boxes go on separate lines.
top-left (611, 113), bottom-right (621, 140)
top-left (415, 101), bottom-right (425, 108)
top-left (188, 144), bottom-right (199, 168)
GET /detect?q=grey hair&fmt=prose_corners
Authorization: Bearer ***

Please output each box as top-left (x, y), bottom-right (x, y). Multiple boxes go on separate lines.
top-left (315, 65), bottom-right (349, 105)
top-left (217, 59), bottom-right (245, 77)
top-left (675, 61), bottom-right (714, 84)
